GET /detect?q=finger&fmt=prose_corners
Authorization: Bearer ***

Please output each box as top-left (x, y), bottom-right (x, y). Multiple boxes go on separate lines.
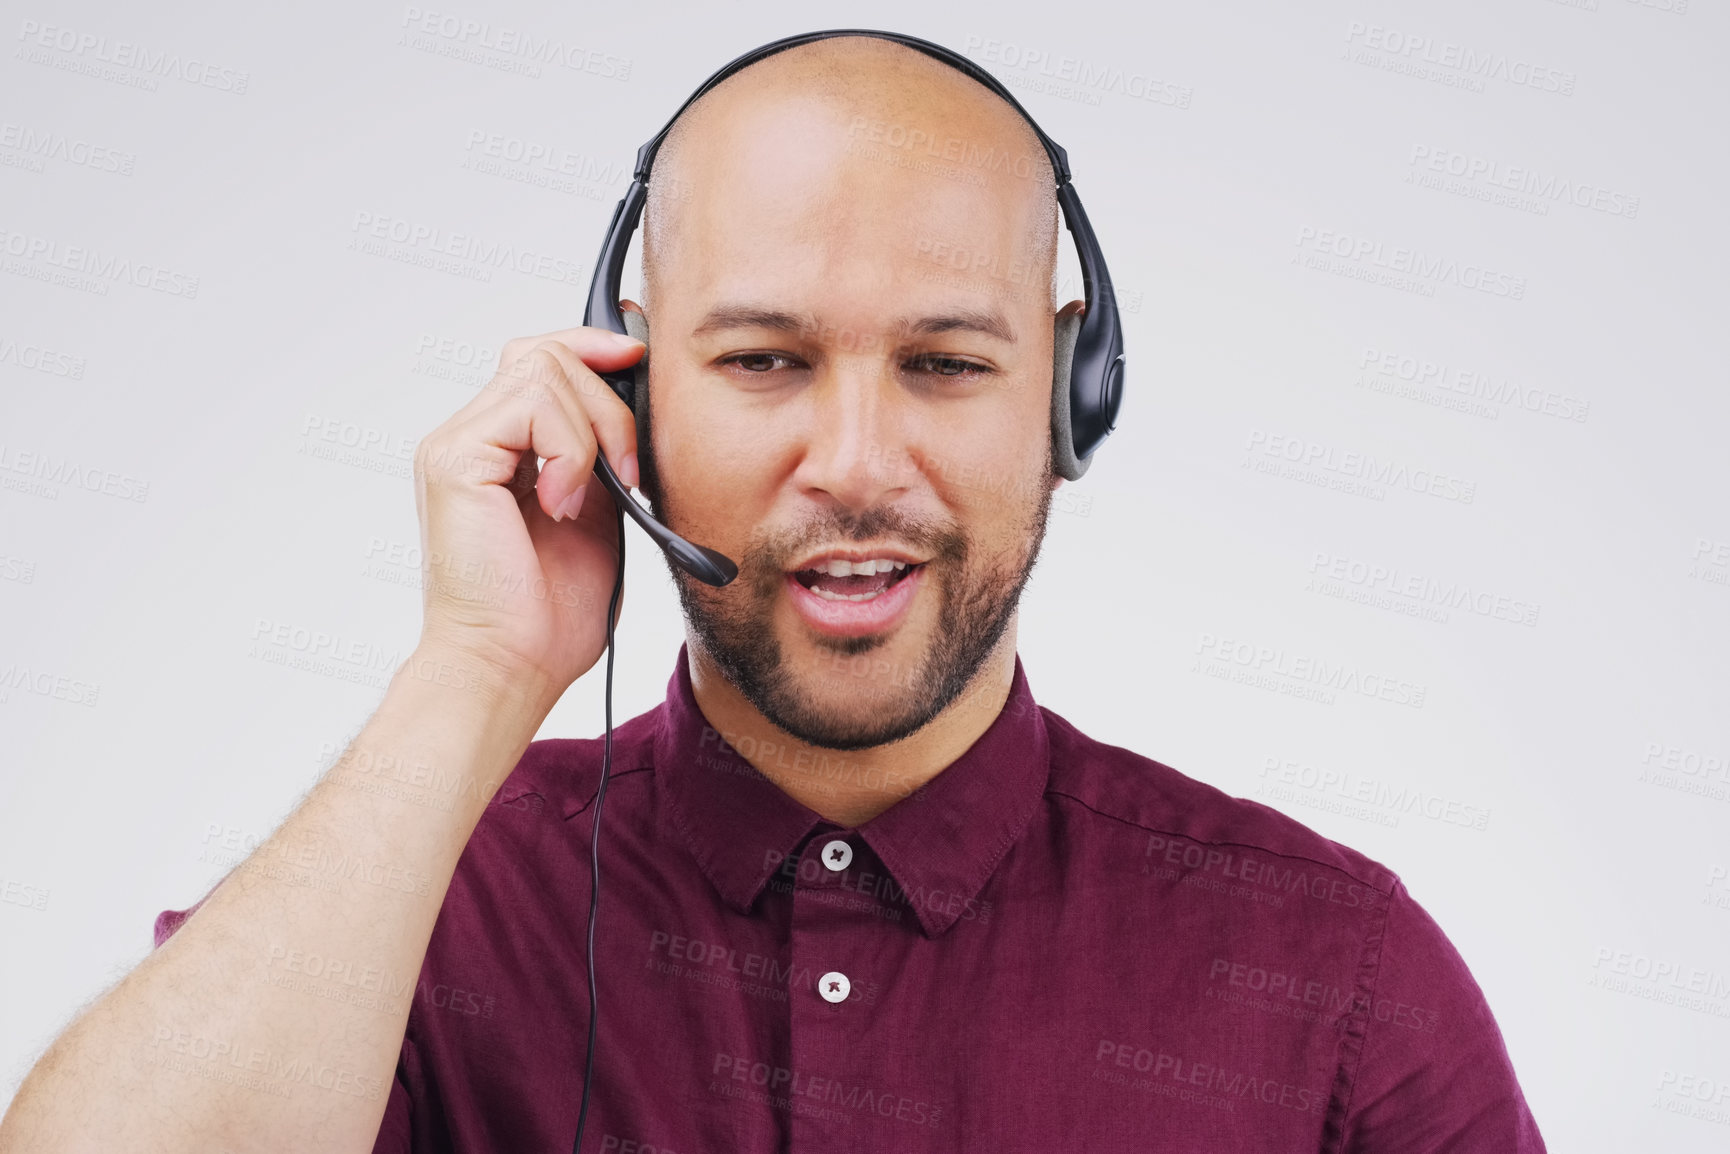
top-left (520, 339), bottom-right (642, 493)
top-left (506, 446), bottom-right (540, 505)
top-left (472, 341), bottom-right (626, 521)
top-left (496, 326), bottom-right (645, 374)
top-left (441, 326), bottom-right (645, 430)
top-left (421, 348), bottom-right (602, 523)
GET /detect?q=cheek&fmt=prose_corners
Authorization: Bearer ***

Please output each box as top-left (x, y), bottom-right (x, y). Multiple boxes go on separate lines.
top-left (653, 391), bottom-right (781, 521)
top-left (932, 388), bottom-right (1050, 503)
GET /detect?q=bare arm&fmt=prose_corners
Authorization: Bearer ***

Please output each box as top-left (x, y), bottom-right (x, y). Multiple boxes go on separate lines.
top-left (0, 651), bottom-right (551, 1152)
top-left (0, 326), bottom-right (647, 1153)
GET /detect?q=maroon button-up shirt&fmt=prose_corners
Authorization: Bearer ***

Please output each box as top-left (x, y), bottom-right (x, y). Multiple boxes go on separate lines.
top-left (155, 647), bottom-right (1545, 1152)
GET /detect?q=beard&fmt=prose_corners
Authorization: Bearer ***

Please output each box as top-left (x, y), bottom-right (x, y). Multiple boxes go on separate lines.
top-left (639, 415), bottom-right (1056, 751)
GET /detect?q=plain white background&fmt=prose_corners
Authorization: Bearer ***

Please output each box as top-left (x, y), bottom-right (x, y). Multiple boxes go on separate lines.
top-left (2, 1), bottom-right (1727, 1148)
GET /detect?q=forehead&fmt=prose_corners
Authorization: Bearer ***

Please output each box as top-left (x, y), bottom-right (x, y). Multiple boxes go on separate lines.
top-left (646, 56), bottom-right (1055, 325)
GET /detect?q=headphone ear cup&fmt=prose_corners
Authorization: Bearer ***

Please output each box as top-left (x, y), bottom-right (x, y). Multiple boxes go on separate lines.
top-left (1050, 310), bottom-right (1090, 481)
top-left (620, 308), bottom-right (652, 459)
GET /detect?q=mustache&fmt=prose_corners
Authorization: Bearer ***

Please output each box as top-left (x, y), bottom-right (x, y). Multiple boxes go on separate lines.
top-left (738, 505), bottom-right (969, 578)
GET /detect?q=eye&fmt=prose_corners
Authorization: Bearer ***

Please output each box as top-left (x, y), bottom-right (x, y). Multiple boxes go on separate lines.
top-left (907, 355), bottom-right (993, 379)
top-left (719, 351), bottom-right (800, 374)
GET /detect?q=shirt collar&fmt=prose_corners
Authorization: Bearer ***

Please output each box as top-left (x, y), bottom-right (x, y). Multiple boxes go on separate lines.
top-left (655, 644), bottom-right (1051, 938)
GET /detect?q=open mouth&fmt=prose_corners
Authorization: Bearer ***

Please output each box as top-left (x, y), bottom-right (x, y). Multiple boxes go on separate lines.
top-left (791, 557), bottom-right (923, 602)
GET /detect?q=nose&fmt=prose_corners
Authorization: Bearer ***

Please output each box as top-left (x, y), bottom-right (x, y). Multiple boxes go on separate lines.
top-left (791, 355), bottom-right (915, 514)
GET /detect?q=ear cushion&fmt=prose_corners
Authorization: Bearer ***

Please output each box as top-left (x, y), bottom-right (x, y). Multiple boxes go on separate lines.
top-left (616, 307), bottom-right (1092, 482)
top-left (1050, 309), bottom-right (1091, 481)
top-left (620, 308), bottom-right (652, 456)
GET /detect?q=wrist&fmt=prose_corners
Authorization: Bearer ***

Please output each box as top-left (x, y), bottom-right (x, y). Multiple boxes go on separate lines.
top-left (400, 640), bottom-right (563, 727)
top-left (324, 644), bottom-right (562, 826)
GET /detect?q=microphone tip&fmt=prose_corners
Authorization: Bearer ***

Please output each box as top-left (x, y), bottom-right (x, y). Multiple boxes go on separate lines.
top-left (670, 540), bottom-right (738, 587)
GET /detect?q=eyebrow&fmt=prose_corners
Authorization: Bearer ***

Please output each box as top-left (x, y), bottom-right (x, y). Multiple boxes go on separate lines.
top-left (691, 304), bottom-right (1017, 344)
top-left (691, 305), bottom-right (813, 336)
top-left (899, 308), bottom-right (1015, 344)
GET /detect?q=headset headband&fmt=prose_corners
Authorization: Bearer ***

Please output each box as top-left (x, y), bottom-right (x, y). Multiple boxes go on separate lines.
top-left (628, 29), bottom-right (1072, 185)
top-left (579, 29), bottom-right (1125, 586)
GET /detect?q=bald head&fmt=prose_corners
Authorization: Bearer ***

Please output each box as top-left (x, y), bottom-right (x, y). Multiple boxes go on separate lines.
top-left (621, 39), bottom-right (1080, 756)
top-left (640, 36), bottom-right (1060, 313)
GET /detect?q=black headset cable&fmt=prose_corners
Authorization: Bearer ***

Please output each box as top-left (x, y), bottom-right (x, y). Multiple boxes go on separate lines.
top-left (572, 500), bottom-right (625, 1153)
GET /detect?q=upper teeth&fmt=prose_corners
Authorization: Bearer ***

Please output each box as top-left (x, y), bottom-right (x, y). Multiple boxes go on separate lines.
top-left (817, 558), bottom-right (908, 577)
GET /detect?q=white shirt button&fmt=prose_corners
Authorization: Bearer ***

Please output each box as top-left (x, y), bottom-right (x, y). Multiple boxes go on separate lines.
top-left (820, 839), bottom-right (853, 871)
top-left (818, 971), bottom-right (851, 1003)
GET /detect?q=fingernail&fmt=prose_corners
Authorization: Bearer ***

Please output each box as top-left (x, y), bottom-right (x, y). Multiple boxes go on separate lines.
top-left (555, 485), bottom-right (587, 522)
top-left (620, 452), bottom-right (639, 489)
top-left (607, 330), bottom-right (645, 348)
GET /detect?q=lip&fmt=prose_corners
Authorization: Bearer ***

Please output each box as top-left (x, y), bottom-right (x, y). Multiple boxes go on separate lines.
top-left (784, 562), bottom-right (924, 639)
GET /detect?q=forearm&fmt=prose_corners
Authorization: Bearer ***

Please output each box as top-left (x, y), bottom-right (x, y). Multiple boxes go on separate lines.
top-left (0, 646), bottom-right (557, 1154)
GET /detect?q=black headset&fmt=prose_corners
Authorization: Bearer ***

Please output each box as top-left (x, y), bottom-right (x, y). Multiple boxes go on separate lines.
top-left (568, 29), bottom-right (1125, 1152)
top-left (579, 27), bottom-right (1125, 589)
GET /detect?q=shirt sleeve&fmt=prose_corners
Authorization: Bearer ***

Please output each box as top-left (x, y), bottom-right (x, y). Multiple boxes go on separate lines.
top-left (1340, 879), bottom-right (1546, 1153)
top-left (152, 882), bottom-right (223, 948)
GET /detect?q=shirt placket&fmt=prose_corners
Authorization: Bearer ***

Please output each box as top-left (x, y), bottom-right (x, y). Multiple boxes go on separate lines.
top-left (785, 828), bottom-right (877, 1150)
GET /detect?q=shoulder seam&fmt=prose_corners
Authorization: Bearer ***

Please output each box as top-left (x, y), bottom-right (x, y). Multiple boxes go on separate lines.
top-left (1045, 786), bottom-right (1396, 894)
top-left (1326, 878), bottom-right (1401, 1149)
top-left (496, 732), bottom-right (656, 817)
top-left (564, 764), bottom-right (655, 820)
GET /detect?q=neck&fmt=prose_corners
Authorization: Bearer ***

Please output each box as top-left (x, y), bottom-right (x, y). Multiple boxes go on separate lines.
top-left (687, 626), bottom-right (1019, 828)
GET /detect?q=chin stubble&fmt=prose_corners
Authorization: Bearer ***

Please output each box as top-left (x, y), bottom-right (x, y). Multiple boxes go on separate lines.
top-left (650, 457), bottom-right (1056, 753)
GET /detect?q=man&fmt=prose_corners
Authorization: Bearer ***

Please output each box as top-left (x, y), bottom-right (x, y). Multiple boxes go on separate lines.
top-left (0, 33), bottom-right (1545, 1153)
